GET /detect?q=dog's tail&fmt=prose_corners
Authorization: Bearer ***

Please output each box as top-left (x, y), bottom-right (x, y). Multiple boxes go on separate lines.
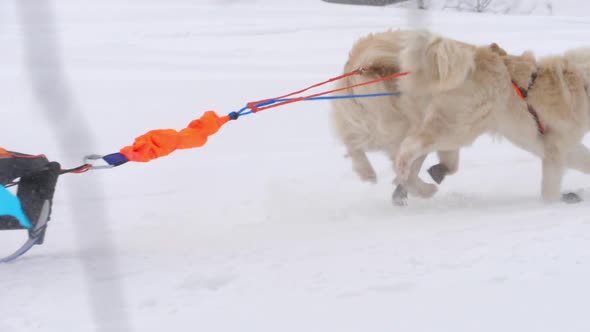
top-left (399, 31), bottom-right (476, 93)
top-left (564, 47), bottom-right (590, 87)
top-left (338, 30), bottom-right (407, 90)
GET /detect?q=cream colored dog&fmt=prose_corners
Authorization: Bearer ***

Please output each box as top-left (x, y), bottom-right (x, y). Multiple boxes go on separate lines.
top-left (330, 30), bottom-right (460, 205)
top-left (395, 30), bottom-right (590, 203)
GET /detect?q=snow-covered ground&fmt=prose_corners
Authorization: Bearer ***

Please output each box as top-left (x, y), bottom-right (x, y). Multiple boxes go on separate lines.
top-left (394, 0), bottom-right (590, 16)
top-left (2, 0), bottom-right (590, 331)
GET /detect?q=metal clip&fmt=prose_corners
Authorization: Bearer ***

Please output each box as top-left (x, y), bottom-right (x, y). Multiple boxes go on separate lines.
top-left (83, 154), bottom-right (115, 170)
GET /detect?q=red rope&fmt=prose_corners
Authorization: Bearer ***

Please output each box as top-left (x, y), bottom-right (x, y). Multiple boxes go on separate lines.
top-left (247, 69), bottom-right (410, 113)
top-left (6, 152), bottom-right (47, 159)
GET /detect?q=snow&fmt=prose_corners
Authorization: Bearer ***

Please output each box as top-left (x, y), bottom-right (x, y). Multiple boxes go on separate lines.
top-left (394, 0), bottom-right (590, 16)
top-left (2, 0), bottom-right (590, 331)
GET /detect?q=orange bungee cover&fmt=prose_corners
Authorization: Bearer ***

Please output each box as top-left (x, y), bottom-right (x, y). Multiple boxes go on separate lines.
top-left (120, 111), bottom-right (230, 162)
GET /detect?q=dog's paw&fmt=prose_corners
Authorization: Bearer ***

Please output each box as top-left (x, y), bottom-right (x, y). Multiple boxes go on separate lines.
top-left (428, 163), bottom-right (449, 184)
top-left (416, 183), bottom-right (438, 199)
top-left (561, 192), bottom-right (582, 204)
top-left (356, 168), bottom-right (377, 184)
top-left (392, 185), bottom-right (408, 207)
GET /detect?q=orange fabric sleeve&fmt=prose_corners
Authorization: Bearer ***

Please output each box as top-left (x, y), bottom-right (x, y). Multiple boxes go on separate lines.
top-left (120, 111), bottom-right (230, 162)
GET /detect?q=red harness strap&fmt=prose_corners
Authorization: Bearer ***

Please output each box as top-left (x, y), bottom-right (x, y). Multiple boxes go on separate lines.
top-left (511, 81), bottom-right (545, 135)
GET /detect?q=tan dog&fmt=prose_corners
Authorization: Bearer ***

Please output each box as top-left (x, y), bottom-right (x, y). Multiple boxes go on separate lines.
top-left (395, 30), bottom-right (590, 203)
top-left (330, 30), bottom-right (460, 205)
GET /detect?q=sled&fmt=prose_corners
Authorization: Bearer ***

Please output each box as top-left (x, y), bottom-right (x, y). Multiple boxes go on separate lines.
top-left (0, 150), bottom-right (60, 263)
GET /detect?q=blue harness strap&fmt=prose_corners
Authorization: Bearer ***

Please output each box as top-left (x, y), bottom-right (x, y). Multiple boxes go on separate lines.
top-left (236, 92), bottom-right (401, 117)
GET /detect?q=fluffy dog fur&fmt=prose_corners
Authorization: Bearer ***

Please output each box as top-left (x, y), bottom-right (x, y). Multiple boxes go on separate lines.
top-left (395, 30), bottom-right (590, 203)
top-left (330, 30), bottom-right (460, 201)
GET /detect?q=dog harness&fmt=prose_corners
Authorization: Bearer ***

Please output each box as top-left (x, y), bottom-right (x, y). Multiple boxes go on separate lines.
top-left (0, 149), bottom-right (61, 262)
top-left (511, 72), bottom-right (545, 135)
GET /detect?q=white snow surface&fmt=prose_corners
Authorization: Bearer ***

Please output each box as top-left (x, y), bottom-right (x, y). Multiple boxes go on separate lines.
top-left (2, 1), bottom-right (590, 331)
top-left (394, 0), bottom-right (590, 16)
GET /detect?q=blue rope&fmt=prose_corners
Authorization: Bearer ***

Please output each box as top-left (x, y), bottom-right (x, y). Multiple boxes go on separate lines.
top-left (236, 92), bottom-right (400, 117)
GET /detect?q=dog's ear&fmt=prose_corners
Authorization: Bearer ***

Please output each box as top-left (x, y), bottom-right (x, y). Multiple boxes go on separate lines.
top-left (521, 50), bottom-right (536, 61)
top-left (489, 42), bottom-right (507, 56)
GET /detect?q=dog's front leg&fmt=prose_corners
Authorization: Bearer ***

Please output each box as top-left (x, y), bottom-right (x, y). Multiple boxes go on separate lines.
top-left (406, 155), bottom-right (438, 198)
top-left (541, 157), bottom-right (563, 203)
top-left (541, 142), bottom-right (571, 203)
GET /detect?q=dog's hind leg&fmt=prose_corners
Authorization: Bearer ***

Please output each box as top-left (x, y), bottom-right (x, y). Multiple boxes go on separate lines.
top-left (347, 148), bottom-right (377, 184)
top-left (392, 154), bottom-right (437, 206)
top-left (428, 150), bottom-right (460, 184)
top-left (405, 155), bottom-right (437, 198)
top-left (395, 117), bottom-right (468, 186)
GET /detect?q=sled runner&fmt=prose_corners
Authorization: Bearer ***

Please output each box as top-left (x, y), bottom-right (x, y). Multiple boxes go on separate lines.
top-left (0, 149), bottom-right (61, 263)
